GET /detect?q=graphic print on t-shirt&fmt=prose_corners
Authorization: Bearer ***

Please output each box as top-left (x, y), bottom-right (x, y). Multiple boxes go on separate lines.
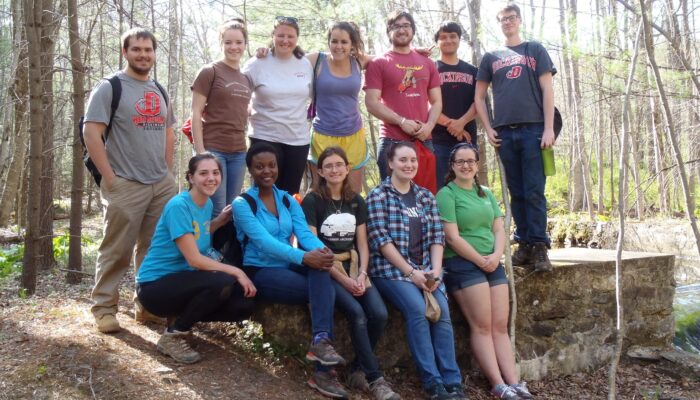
top-left (132, 91), bottom-right (165, 130)
top-left (320, 213), bottom-right (357, 243)
top-left (396, 64), bottom-right (424, 92)
top-left (491, 54), bottom-right (537, 80)
top-left (227, 81), bottom-right (252, 98)
top-left (439, 71), bottom-right (474, 88)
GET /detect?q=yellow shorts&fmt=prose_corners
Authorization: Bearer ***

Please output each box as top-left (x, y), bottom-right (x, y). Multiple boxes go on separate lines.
top-left (309, 127), bottom-right (369, 170)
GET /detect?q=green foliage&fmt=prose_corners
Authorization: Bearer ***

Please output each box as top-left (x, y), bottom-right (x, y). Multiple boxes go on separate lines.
top-left (0, 244), bottom-right (23, 279)
top-left (52, 232), bottom-right (96, 264)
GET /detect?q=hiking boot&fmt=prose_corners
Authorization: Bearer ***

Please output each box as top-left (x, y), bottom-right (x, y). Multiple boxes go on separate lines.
top-left (511, 243), bottom-right (533, 266)
top-left (156, 329), bottom-right (201, 364)
top-left (510, 382), bottom-right (533, 399)
top-left (369, 377), bottom-right (401, 400)
top-left (491, 384), bottom-right (519, 400)
top-left (444, 383), bottom-right (468, 399)
top-left (425, 382), bottom-right (452, 400)
top-left (346, 370), bottom-right (369, 392)
top-left (307, 371), bottom-right (348, 399)
top-left (532, 243), bottom-right (553, 272)
top-left (306, 338), bottom-right (347, 366)
top-left (95, 314), bottom-right (120, 333)
top-left (135, 299), bottom-right (166, 324)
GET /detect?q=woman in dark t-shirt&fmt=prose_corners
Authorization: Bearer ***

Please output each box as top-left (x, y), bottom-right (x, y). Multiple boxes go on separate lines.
top-left (301, 147), bottom-right (398, 399)
top-left (191, 20), bottom-right (252, 216)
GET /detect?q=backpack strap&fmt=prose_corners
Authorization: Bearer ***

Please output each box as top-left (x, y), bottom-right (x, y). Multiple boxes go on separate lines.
top-left (152, 80), bottom-right (169, 107)
top-left (103, 75), bottom-right (122, 143)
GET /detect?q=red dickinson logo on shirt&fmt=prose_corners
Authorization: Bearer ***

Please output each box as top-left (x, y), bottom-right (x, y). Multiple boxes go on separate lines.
top-left (136, 91), bottom-right (161, 116)
top-left (132, 91), bottom-right (166, 130)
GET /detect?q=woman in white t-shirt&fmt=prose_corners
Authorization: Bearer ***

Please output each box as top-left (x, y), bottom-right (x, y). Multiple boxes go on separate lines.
top-left (242, 16), bottom-right (312, 196)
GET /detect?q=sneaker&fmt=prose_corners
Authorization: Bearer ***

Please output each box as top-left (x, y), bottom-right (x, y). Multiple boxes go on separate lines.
top-left (425, 382), bottom-right (452, 400)
top-left (306, 338), bottom-right (347, 366)
top-left (134, 299), bottom-right (166, 324)
top-left (532, 243), bottom-right (553, 272)
top-left (156, 329), bottom-right (201, 364)
top-left (369, 377), bottom-right (401, 400)
top-left (491, 384), bottom-right (519, 400)
top-left (307, 371), bottom-right (348, 399)
top-left (346, 370), bottom-right (369, 392)
top-left (95, 314), bottom-right (120, 333)
top-left (511, 243), bottom-right (533, 266)
top-left (510, 382), bottom-right (533, 399)
top-left (444, 383), bottom-right (468, 399)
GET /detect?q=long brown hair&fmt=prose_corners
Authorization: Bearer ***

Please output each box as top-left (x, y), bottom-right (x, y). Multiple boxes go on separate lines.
top-left (313, 146), bottom-right (355, 202)
top-left (445, 143), bottom-right (486, 198)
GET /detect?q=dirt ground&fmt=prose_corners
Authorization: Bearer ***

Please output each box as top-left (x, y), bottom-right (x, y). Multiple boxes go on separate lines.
top-left (1, 269), bottom-right (698, 400)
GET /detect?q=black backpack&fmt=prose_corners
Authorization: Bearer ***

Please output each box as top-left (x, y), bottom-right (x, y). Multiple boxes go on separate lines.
top-left (79, 75), bottom-right (168, 186)
top-left (212, 193), bottom-right (292, 267)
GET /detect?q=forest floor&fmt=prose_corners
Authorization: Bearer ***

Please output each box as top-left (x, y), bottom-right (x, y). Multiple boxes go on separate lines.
top-left (1, 269), bottom-right (699, 400)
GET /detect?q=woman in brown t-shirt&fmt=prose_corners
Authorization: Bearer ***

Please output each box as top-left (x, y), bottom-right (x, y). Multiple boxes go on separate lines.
top-left (191, 20), bottom-right (252, 216)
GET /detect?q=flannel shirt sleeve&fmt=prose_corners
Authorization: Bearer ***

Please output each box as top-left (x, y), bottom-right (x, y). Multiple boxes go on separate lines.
top-left (425, 190), bottom-right (445, 246)
top-left (366, 189), bottom-right (393, 250)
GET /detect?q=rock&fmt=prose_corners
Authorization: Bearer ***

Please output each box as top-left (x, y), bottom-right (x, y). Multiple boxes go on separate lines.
top-left (626, 345), bottom-right (665, 360)
top-left (250, 248), bottom-right (676, 381)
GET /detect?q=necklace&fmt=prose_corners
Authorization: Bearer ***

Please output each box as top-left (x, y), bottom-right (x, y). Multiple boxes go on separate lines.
top-left (330, 197), bottom-right (344, 214)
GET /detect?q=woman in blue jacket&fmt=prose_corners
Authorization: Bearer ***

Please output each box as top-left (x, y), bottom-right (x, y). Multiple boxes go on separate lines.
top-left (232, 142), bottom-right (345, 396)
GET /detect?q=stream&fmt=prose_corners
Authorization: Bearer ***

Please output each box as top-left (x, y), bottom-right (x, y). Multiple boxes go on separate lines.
top-left (674, 283), bottom-right (700, 355)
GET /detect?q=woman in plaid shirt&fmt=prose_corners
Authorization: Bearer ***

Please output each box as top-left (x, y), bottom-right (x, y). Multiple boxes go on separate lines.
top-left (366, 142), bottom-right (464, 400)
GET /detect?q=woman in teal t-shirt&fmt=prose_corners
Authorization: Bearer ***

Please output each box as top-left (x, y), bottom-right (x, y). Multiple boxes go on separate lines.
top-left (436, 143), bottom-right (533, 400)
top-left (136, 153), bottom-right (256, 365)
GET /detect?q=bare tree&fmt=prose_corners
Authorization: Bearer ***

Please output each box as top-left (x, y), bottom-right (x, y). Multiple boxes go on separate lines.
top-left (66, 0), bottom-right (85, 284)
top-left (0, 0), bottom-right (29, 227)
top-left (608, 19), bottom-right (642, 400)
top-left (640, 0), bottom-right (700, 257)
top-left (21, 0), bottom-right (47, 294)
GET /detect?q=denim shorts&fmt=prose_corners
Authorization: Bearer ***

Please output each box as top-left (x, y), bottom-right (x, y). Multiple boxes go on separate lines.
top-left (443, 256), bottom-right (508, 292)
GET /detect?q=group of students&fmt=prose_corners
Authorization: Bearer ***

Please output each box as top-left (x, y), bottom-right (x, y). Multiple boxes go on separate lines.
top-left (84, 3), bottom-right (557, 400)
top-left (135, 141), bottom-right (532, 400)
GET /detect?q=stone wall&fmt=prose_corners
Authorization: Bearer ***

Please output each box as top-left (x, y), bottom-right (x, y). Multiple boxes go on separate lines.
top-left (251, 248), bottom-right (675, 380)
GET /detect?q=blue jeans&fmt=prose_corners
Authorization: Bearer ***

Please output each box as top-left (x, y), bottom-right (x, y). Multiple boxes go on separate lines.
top-left (373, 278), bottom-right (461, 389)
top-left (209, 150), bottom-right (247, 217)
top-left (433, 143), bottom-right (453, 190)
top-left (497, 123), bottom-right (550, 245)
top-left (377, 137), bottom-right (434, 181)
top-left (246, 265), bottom-right (335, 336)
top-left (334, 282), bottom-right (388, 383)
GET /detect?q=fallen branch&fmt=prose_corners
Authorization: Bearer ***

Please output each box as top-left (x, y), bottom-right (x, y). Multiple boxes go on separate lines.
top-left (59, 268), bottom-right (93, 277)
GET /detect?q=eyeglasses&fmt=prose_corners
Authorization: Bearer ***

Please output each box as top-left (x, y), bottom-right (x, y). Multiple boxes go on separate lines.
top-left (499, 15), bottom-right (519, 24)
top-left (452, 159), bottom-right (477, 167)
top-left (390, 23), bottom-right (412, 31)
top-left (275, 16), bottom-right (299, 25)
top-left (322, 162), bottom-right (347, 171)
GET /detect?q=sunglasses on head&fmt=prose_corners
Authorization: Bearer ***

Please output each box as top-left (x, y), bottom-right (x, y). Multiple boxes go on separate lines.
top-left (275, 16), bottom-right (299, 25)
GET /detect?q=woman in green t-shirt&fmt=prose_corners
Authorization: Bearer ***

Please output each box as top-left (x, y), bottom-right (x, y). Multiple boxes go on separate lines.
top-left (436, 143), bottom-right (533, 400)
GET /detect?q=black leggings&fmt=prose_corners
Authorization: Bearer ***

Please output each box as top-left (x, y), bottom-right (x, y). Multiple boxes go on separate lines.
top-left (137, 270), bottom-right (255, 331)
top-left (250, 137), bottom-right (310, 195)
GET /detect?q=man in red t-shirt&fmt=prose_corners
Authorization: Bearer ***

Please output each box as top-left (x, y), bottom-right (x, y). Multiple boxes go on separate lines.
top-left (365, 10), bottom-right (442, 180)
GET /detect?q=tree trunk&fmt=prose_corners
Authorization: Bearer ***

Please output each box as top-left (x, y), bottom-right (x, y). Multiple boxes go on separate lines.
top-left (467, 0), bottom-right (488, 185)
top-left (0, 0), bottom-right (28, 227)
top-left (608, 20), bottom-right (642, 400)
top-left (640, 0), bottom-right (700, 255)
top-left (37, 0), bottom-right (60, 270)
top-left (21, 0), bottom-right (46, 295)
top-left (66, 0), bottom-right (85, 284)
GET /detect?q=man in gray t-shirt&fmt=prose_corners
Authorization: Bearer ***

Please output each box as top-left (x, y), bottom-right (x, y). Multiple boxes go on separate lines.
top-left (83, 28), bottom-right (177, 334)
top-left (474, 4), bottom-right (557, 272)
